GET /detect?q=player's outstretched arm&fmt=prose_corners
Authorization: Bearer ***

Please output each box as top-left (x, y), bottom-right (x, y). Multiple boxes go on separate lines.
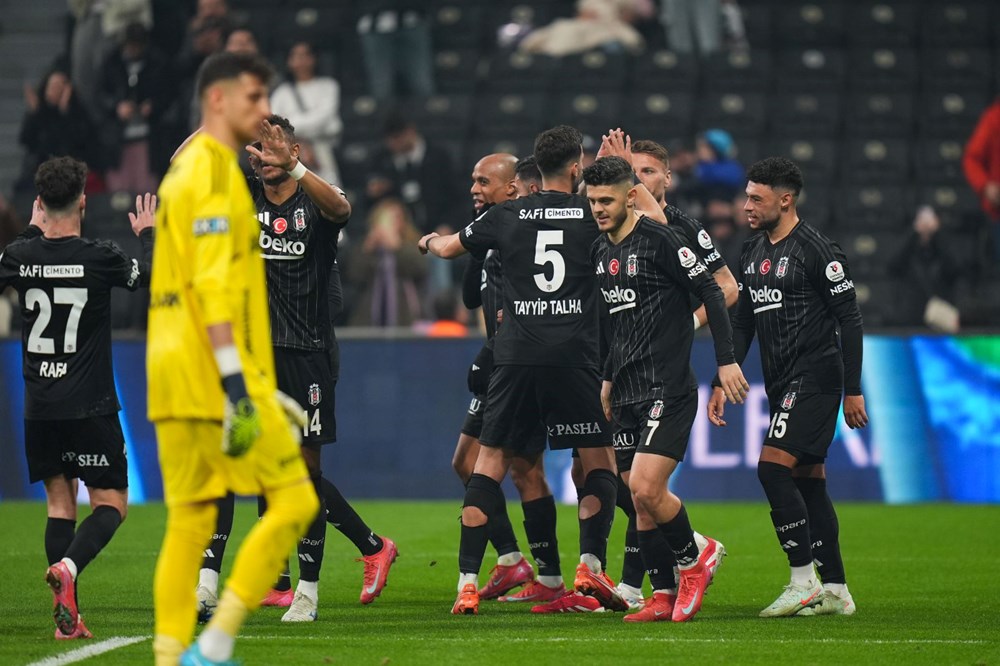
top-left (598, 128), bottom-right (666, 224)
top-left (127, 193), bottom-right (156, 285)
top-left (418, 232), bottom-right (467, 259)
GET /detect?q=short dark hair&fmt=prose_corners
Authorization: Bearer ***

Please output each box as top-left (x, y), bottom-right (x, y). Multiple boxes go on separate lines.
top-left (196, 51), bottom-right (273, 98)
top-left (35, 157), bottom-right (88, 211)
top-left (533, 125), bottom-right (583, 176)
top-left (746, 156), bottom-right (804, 197)
top-left (631, 139), bottom-right (670, 168)
top-left (582, 156), bottom-right (634, 187)
top-left (514, 155), bottom-right (542, 185)
top-left (267, 114), bottom-right (296, 142)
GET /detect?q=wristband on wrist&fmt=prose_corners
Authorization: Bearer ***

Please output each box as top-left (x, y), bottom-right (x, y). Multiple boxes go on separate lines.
top-left (287, 161), bottom-right (308, 181)
top-left (692, 312), bottom-right (702, 330)
top-left (213, 344), bottom-right (242, 378)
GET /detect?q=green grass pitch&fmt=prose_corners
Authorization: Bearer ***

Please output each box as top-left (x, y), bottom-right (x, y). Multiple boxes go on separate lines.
top-left (1, 501), bottom-right (997, 665)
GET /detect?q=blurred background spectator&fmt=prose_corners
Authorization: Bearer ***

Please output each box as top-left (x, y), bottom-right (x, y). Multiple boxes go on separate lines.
top-left (347, 199), bottom-right (427, 327)
top-left (224, 27), bottom-right (258, 55)
top-left (100, 22), bottom-right (169, 193)
top-left (519, 0), bottom-right (647, 56)
top-left (357, 1), bottom-right (434, 101)
top-left (16, 68), bottom-right (102, 195)
top-left (425, 289), bottom-right (469, 337)
top-left (695, 128), bottom-right (745, 211)
top-left (271, 41), bottom-right (343, 186)
top-left (888, 206), bottom-right (962, 330)
top-left (963, 96), bottom-right (1000, 270)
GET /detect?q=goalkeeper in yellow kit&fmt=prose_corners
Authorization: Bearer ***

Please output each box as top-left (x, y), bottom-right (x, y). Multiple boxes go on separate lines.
top-left (147, 52), bottom-right (319, 666)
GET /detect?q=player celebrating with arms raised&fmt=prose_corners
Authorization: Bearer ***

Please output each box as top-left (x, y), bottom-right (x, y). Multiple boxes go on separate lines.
top-left (708, 157), bottom-right (866, 617)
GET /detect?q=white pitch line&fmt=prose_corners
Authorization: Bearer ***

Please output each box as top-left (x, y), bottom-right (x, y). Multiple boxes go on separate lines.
top-left (25, 636), bottom-right (149, 666)
top-left (241, 635), bottom-right (991, 646)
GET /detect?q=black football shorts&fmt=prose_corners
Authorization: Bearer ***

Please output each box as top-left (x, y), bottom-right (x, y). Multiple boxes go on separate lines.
top-left (25, 414), bottom-right (128, 489)
top-left (273, 347), bottom-right (337, 447)
top-left (611, 389), bottom-right (698, 473)
top-left (764, 385), bottom-right (841, 462)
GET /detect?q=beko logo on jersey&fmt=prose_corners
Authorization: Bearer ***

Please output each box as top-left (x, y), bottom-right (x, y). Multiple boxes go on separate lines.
top-left (19, 265), bottom-right (85, 278)
top-left (750, 286), bottom-right (784, 313)
top-left (259, 231), bottom-right (306, 257)
top-left (548, 422), bottom-right (603, 436)
top-left (602, 286), bottom-right (637, 313)
top-left (829, 279), bottom-right (855, 295)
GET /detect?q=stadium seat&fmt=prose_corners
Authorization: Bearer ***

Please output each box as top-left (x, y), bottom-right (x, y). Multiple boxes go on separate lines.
top-left (739, 5), bottom-right (772, 46)
top-left (847, 2), bottom-right (917, 46)
top-left (630, 50), bottom-right (700, 93)
top-left (840, 185), bottom-right (912, 231)
top-left (340, 95), bottom-right (389, 140)
top-left (270, 6), bottom-right (349, 54)
top-left (551, 51), bottom-right (627, 92)
top-left (847, 47), bottom-right (918, 92)
top-left (732, 138), bottom-right (763, 165)
top-left (844, 92), bottom-right (914, 138)
top-left (765, 138), bottom-right (838, 182)
top-left (474, 92), bottom-right (547, 135)
top-left (407, 94), bottom-right (474, 138)
top-left (920, 2), bottom-right (993, 47)
top-left (485, 51), bottom-right (558, 93)
top-left (701, 49), bottom-right (772, 92)
top-left (921, 48), bottom-right (994, 93)
top-left (772, 2), bottom-right (845, 46)
top-left (431, 4), bottom-right (487, 49)
top-left (546, 92), bottom-right (623, 139)
top-left (853, 278), bottom-right (897, 328)
top-left (696, 91), bottom-right (767, 139)
top-left (433, 49), bottom-right (480, 94)
top-left (773, 48), bottom-right (847, 93)
top-left (621, 92), bottom-right (695, 145)
top-left (767, 92), bottom-right (841, 137)
top-left (918, 90), bottom-right (990, 138)
top-left (464, 136), bottom-right (534, 168)
top-left (913, 138), bottom-right (967, 183)
top-left (841, 138), bottom-right (910, 184)
top-left (838, 232), bottom-right (898, 280)
top-left (916, 183), bottom-right (983, 223)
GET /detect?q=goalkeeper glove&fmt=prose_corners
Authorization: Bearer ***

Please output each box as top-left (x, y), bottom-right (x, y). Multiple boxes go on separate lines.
top-left (221, 373), bottom-right (261, 457)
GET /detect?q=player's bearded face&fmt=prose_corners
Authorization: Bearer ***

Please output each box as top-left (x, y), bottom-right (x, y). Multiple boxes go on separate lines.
top-left (632, 154), bottom-right (668, 203)
top-left (744, 181), bottom-right (781, 231)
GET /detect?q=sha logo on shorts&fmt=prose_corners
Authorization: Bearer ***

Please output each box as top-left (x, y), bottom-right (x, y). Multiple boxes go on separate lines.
top-left (781, 391), bottom-right (797, 410)
top-left (308, 383), bottom-right (322, 406)
top-left (649, 400), bottom-right (664, 419)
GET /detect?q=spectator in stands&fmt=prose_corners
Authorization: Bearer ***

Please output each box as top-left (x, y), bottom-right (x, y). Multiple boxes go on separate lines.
top-left (16, 68), bottom-right (101, 195)
top-left (660, 0), bottom-right (746, 56)
top-left (357, 1), bottom-right (434, 101)
top-left (224, 27), bottom-right (259, 55)
top-left (962, 96), bottom-right (1000, 267)
top-left (100, 22), bottom-right (169, 193)
top-left (519, 0), bottom-right (645, 56)
top-left (695, 129), bottom-right (745, 209)
top-left (347, 199), bottom-right (427, 327)
top-left (887, 206), bottom-right (962, 330)
top-left (271, 41), bottom-right (343, 185)
top-left (366, 113), bottom-right (461, 237)
top-left (426, 289), bottom-right (469, 337)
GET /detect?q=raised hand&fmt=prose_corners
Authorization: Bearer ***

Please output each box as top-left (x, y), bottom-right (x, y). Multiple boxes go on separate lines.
top-left (246, 118), bottom-right (296, 171)
top-left (128, 193), bottom-right (157, 235)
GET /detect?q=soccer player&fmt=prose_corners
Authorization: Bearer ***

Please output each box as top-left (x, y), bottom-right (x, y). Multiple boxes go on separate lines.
top-left (421, 125), bottom-right (650, 615)
top-left (513, 155), bottom-right (542, 198)
top-left (454, 152), bottom-right (540, 601)
top-left (586, 156), bottom-right (745, 622)
top-left (592, 132), bottom-right (741, 607)
top-left (195, 115), bottom-right (397, 624)
top-left (147, 52), bottom-right (319, 666)
top-left (707, 156), bottom-right (866, 617)
top-left (0, 157), bottom-right (154, 639)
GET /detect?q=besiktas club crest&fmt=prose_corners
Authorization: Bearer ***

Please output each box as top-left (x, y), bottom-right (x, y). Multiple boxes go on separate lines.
top-left (293, 208), bottom-right (306, 231)
top-left (308, 383), bottom-right (322, 406)
top-left (626, 253), bottom-right (638, 277)
top-left (649, 400), bottom-right (664, 419)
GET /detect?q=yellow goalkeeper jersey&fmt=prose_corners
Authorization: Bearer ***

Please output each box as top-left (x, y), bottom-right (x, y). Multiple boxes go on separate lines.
top-left (147, 132), bottom-right (276, 421)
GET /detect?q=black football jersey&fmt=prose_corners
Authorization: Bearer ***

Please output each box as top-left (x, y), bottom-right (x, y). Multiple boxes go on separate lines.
top-left (477, 250), bottom-right (504, 340)
top-left (594, 217), bottom-right (734, 405)
top-left (734, 221), bottom-right (863, 404)
top-left (251, 178), bottom-right (348, 351)
top-left (664, 203), bottom-right (727, 275)
top-left (0, 227), bottom-right (153, 419)
top-left (459, 191), bottom-right (601, 368)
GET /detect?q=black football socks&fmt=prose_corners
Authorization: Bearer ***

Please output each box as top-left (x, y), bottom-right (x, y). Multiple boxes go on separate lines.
top-left (522, 495), bottom-right (561, 577)
top-left (794, 477), bottom-right (845, 584)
